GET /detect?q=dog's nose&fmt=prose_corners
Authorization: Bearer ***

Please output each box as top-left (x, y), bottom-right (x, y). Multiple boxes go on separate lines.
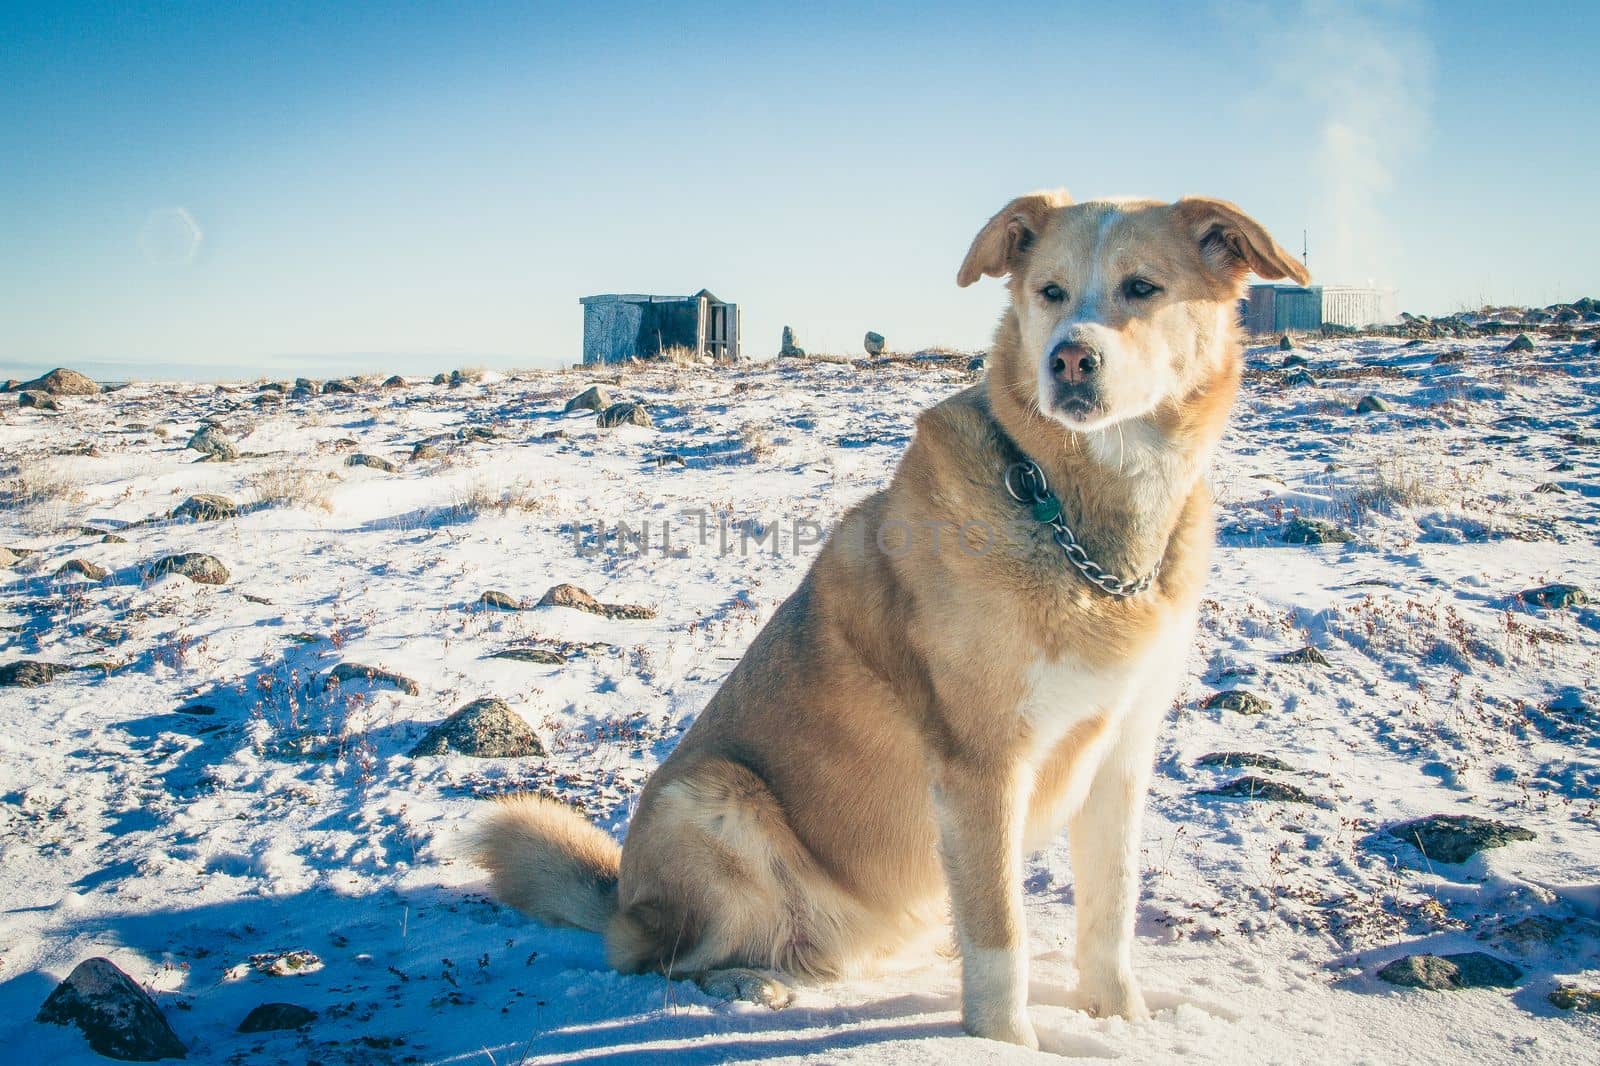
top-left (1049, 341), bottom-right (1102, 384)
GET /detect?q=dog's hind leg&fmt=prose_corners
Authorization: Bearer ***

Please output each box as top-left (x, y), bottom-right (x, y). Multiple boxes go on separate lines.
top-left (694, 968), bottom-right (794, 1009)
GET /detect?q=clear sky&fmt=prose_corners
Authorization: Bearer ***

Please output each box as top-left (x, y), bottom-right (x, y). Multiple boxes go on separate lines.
top-left (2, 0), bottom-right (1595, 380)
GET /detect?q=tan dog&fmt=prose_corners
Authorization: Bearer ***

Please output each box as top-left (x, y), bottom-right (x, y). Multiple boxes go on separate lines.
top-left (475, 190), bottom-right (1309, 1047)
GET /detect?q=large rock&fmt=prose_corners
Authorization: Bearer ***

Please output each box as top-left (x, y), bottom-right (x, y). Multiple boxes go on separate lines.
top-left (186, 425), bottom-right (238, 461)
top-left (324, 662), bottom-right (419, 695)
top-left (779, 326), bottom-right (805, 357)
top-left (1278, 335), bottom-right (1295, 351)
top-left (35, 956), bottom-right (187, 1060)
top-left (538, 583), bottom-right (656, 620)
top-left (1549, 986), bottom-right (1600, 1013)
top-left (1387, 814), bottom-right (1535, 864)
top-left (1281, 516), bottom-right (1354, 545)
top-left (863, 331), bottom-right (886, 356)
top-left (13, 367), bottom-right (100, 395)
top-left (1355, 395), bottom-right (1392, 414)
top-left (18, 391), bottom-right (59, 410)
top-left (1519, 583), bottom-right (1586, 609)
top-left (0, 546), bottom-right (19, 567)
top-left (1198, 776), bottom-right (1315, 803)
top-left (171, 494), bottom-right (237, 521)
top-left (1201, 689), bottom-right (1271, 715)
top-left (1, 660), bottom-right (72, 687)
top-left (597, 402), bottom-right (653, 429)
top-left (563, 385), bottom-right (612, 413)
top-left (1273, 646), bottom-right (1330, 667)
top-left (1195, 752), bottom-right (1296, 772)
top-left (409, 697), bottom-right (544, 758)
top-left (321, 379), bottom-right (357, 395)
top-left (346, 453), bottom-right (398, 473)
top-left (238, 1002), bottom-right (317, 1033)
top-left (1376, 951), bottom-right (1520, 990)
top-left (1503, 333), bottom-right (1535, 353)
top-left (147, 553), bottom-right (229, 585)
top-left (56, 558), bottom-right (108, 581)
top-left (479, 590), bottom-right (522, 611)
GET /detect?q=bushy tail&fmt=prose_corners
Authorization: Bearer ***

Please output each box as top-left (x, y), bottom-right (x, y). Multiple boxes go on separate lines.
top-left (471, 794), bottom-right (621, 934)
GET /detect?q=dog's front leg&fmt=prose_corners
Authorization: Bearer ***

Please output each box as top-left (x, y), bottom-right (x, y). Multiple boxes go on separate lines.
top-left (933, 756), bottom-right (1037, 1049)
top-left (1068, 719), bottom-right (1157, 1021)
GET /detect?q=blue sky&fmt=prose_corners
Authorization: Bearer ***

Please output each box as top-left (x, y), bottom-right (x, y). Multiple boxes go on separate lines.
top-left (1, 1), bottom-right (1594, 379)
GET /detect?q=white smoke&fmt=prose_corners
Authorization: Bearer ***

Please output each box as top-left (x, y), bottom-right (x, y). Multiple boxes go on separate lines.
top-left (1256, 0), bottom-right (1434, 286)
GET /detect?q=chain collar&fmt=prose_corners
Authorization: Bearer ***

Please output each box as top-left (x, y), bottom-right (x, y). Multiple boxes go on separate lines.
top-left (1003, 457), bottom-right (1160, 599)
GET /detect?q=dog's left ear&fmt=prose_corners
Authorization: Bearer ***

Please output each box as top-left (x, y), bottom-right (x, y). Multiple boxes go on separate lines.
top-left (1175, 197), bottom-right (1311, 286)
top-left (956, 189), bottom-right (1071, 287)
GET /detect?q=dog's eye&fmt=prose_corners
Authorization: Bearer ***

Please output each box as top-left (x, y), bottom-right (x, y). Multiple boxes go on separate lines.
top-left (1039, 284), bottom-right (1066, 303)
top-left (1123, 277), bottom-right (1161, 299)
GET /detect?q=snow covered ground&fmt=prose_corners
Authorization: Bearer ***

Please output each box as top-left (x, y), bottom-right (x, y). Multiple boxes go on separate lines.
top-left (2, 335), bottom-right (1597, 1064)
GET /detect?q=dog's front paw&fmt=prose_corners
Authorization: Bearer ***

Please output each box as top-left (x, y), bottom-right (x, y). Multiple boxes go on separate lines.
top-left (963, 1007), bottom-right (1040, 1049)
top-left (1077, 970), bottom-right (1149, 1022)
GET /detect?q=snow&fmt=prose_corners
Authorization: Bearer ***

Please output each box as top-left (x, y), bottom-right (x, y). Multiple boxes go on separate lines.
top-left (1, 338), bottom-right (1597, 1064)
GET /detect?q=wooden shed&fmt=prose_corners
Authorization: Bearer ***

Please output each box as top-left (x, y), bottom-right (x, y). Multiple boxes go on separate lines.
top-left (579, 289), bottom-right (740, 365)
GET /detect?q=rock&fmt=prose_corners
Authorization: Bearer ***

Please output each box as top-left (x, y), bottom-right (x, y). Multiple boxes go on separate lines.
top-left (1533, 482), bottom-right (1566, 494)
top-left (1432, 350), bottom-right (1468, 365)
top-left (597, 402), bottom-right (653, 429)
top-left (1195, 752), bottom-right (1296, 772)
top-left (321, 379), bottom-right (357, 395)
top-left (479, 590), bottom-right (522, 611)
top-left (1281, 516), bottom-right (1354, 545)
top-left (148, 553), bottom-right (229, 585)
top-left (563, 385), bottom-right (612, 413)
top-left (490, 647), bottom-right (566, 664)
top-left (432, 373), bottom-right (449, 385)
top-left (1387, 814), bottom-right (1535, 864)
top-left (56, 558), bottom-right (108, 581)
top-left (249, 950), bottom-right (323, 977)
top-left (18, 391), bottom-right (59, 410)
top-left (1274, 647), bottom-right (1329, 667)
top-left (967, 356), bottom-right (987, 372)
top-left (540, 429), bottom-right (569, 440)
top-left (411, 442), bottom-right (443, 460)
top-left (1503, 333), bottom-right (1535, 353)
top-left (1199, 776), bottom-right (1314, 803)
top-left (295, 378), bottom-right (320, 392)
top-left (1282, 369), bottom-right (1316, 387)
top-left (238, 1002), bottom-right (317, 1033)
top-left (1519, 583), bottom-right (1586, 609)
top-left (346, 453), bottom-right (398, 473)
top-left (0, 546), bottom-right (18, 566)
top-left (1, 660), bottom-right (72, 687)
top-left (324, 662), bottom-right (418, 695)
top-left (864, 331), bottom-right (886, 356)
top-left (1281, 352), bottom-right (1308, 368)
top-left (779, 326), bottom-right (805, 358)
top-left (382, 375), bottom-right (407, 388)
top-left (1549, 986), bottom-right (1600, 1013)
top-left (171, 494), bottom-right (237, 521)
top-left (35, 956), bottom-right (187, 1060)
top-left (186, 425), bottom-right (238, 461)
top-left (1355, 395), bottom-right (1392, 414)
top-left (102, 533), bottom-right (127, 544)
top-left (1201, 689), bottom-right (1271, 715)
top-left (1375, 952), bottom-right (1520, 990)
top-left (538, 583), bottom-right (656, 620)
top-left (14, 368), bottom-right (100, 395)
top-left (409, 697), bottom-right (544, 758)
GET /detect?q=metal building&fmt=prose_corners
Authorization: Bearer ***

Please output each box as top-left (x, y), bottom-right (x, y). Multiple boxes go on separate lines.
top-left (1244, 284), bottom-right (1399, 334)
top-left (579, 290), bottom-right (740, 365)
top-left (1244, 284), bottom-right (1324, 334)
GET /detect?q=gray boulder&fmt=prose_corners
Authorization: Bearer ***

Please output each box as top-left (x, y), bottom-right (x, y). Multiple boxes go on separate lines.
top-left (1195, 752), bottom-right (1296, 772)
top-left (186, 425), bottom-right (238, 461)
top-left (1281, 517), bottom-right (1354, 545)
top-left (864, 331), bottom-right (886, 355)
top-left (1, 660), bottom-right (72, 687)
top-left (1503, 333), bottom-right (1535, 353)
top-left (324, 662), bottom-right (419, 696)
top-left (147, 553), bottom-right (229, 585)
top-left (14, 367), bottom-right (100, 395)
top-left (346, 453), bottom-right (398, 473)
top-left (1201, 689), bottom-right (1271, 715)
top-left (410, 697), bottom-right (544, 758)
top-left (564, 385), bottom-right (612, 413)
top-left (56, 558), bottom-right (108, 581)
top-left (18, 391), bottom-right (59, 411)
top-left (538, 582), bottom-right (656, 619)
top-left (35, 956), bottom-right (186, 1060)
top-left (479, 590), bottom-right (522, 611)
top-left (171, 494), bottom-right (237, 521)
top-left (1387, 814), bottom-right (1535, 864)
top-left (1198, 776), bottom-right (1315, 804)
top-left (597, 402), bottom-right (652, 429)
top-left (238, 1003), bottom-right (317, 1033)
top-left (1519, 583), bottom-right (1586, 609)
top-left (1355, 395), bottom-right (1392, 414)
top-left (1376, 952), bottom-right (1520, 990)
top-left (780, 326), bottom-right (805, 357)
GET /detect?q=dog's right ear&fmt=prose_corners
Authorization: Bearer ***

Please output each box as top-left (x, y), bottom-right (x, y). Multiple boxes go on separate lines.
top-left (956, 189), bottom-right (1071, 288)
